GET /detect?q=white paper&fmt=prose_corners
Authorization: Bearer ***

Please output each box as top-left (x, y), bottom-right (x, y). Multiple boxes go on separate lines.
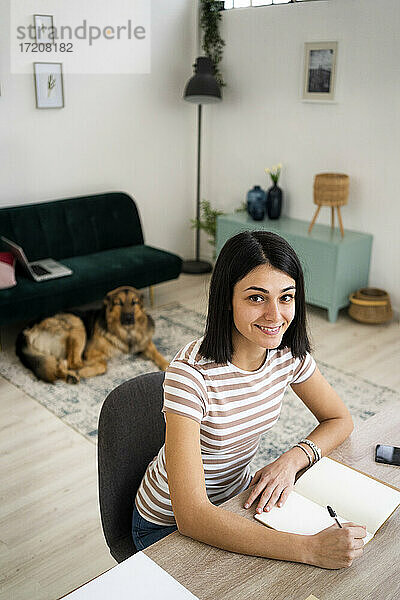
top-left (254, 491), bottom-right (374, 544)
top-left (64, 552), bottom-right (199, 599)
top-left (255, 491), bottom-right (344, 535)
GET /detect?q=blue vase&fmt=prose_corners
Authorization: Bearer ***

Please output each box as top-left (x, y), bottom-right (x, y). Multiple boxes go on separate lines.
top-left (247, 185), bottom-right (266, 221)
top-left (266, 184), bottom-right (283, 219)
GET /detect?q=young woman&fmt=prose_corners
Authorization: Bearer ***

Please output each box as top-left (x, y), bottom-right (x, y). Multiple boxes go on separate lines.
top-left (132, 230), bottom-right (366, 569)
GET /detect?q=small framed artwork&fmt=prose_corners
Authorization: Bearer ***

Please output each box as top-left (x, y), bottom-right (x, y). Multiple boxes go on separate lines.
top-left (34, 63), bottom-right (64, 109)
top-left (34, 14), bottom-right (54, 44)
top-left (303, 42), bottom-right (338, 102)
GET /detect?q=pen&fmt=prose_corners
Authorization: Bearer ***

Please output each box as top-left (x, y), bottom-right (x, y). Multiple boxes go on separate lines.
top-left (327, 505), bottom-right (342, 528)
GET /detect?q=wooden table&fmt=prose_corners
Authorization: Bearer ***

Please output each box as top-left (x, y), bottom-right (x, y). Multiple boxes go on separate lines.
top-left (145, 404), bottom-right (400, 600)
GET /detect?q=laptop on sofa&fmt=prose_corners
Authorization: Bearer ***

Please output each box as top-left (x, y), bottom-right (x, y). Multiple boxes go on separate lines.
top-left (1, 236), bottom-right (73, 282)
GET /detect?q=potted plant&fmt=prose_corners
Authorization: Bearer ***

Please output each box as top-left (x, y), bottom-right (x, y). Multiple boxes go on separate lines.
top-left (191, 200), bottom-right (225, 259)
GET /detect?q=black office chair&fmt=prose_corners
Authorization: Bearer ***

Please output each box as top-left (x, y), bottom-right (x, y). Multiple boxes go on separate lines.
top-left (98, 371), bottom-right (166, 563)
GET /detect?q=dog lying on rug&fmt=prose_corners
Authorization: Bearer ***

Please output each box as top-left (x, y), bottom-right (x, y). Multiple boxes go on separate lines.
top-left (16, 286), bottom-right (169, 383)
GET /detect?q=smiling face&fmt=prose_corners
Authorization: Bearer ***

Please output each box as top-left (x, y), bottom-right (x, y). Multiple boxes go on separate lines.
top-left (231, 264), bottom-right (296, 368)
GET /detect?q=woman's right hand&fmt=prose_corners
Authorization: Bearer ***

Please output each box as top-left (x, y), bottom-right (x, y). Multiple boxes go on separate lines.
top-left (306, 522), bottom-right (367, 569)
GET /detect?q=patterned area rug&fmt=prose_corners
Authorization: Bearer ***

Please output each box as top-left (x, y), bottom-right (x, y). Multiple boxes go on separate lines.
top-left (1, 303), bottom-right (398, 472)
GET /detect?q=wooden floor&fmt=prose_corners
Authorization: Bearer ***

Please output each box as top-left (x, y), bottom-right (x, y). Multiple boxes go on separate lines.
top-left (0, 274), bottom-right (399, 600)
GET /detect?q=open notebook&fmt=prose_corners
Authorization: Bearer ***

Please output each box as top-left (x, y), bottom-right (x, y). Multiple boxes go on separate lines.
top-left (254, 457), bottom-right (400, 545)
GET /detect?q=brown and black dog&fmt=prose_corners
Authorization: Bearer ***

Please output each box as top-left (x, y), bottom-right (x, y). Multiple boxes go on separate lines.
top-left (16, 286), bottom-right (169, 383)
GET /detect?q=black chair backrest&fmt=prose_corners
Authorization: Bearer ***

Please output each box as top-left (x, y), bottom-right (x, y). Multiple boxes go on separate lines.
top-left (98, 371), bottom-right (166, 563)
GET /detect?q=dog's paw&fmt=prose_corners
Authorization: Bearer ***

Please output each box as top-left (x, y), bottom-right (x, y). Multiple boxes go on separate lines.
top-left (70, 360), bottom-right (84, 370)
top-left (66, 373), bottom-right (80, 384)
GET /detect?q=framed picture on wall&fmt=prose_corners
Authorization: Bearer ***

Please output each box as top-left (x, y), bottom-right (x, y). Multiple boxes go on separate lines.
top-left (34, 62), bottom-right (64, 109)
top-left (34, 14), bottom-right (55, 44)
top-left (302, 42), bottom-right (338, 102)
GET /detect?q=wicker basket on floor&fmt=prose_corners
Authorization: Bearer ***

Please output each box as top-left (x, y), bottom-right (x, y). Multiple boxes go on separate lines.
top-left (349, 288), bottom-right (392, 324)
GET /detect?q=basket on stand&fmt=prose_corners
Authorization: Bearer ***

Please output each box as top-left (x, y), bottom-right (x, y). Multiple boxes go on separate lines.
top-left (348, 288), bottom-right (393, 324)
top-left (308, 173), bottom-right (349, 238)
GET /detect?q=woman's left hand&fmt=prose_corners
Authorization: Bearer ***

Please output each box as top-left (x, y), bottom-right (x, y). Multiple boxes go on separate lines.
top-left (244, 454), bottom-right (298, 514)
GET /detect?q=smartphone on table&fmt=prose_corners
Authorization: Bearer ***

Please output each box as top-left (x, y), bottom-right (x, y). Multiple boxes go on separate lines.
top-left (375, 444), bottom-right (400, 466)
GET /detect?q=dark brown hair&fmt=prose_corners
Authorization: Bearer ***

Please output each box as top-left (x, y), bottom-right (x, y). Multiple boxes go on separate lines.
top-left (199, 230), bottom-right (311, 364)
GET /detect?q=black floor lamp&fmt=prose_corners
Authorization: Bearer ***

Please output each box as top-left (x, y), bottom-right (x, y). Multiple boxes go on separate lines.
top-left (182, 56), bottom-right (222, 274)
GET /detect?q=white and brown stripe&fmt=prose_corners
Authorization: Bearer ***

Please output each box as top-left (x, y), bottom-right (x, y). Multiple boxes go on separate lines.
top-left (135, 339), bottom-right (316, 526)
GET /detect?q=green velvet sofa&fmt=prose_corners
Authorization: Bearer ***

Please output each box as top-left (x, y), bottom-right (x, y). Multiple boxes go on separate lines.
top-left (0, 192), bottom-right (182, 326)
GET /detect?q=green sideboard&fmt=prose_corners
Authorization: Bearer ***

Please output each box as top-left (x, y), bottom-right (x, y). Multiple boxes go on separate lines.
top-left (216, 214), bottom-right (373, 322)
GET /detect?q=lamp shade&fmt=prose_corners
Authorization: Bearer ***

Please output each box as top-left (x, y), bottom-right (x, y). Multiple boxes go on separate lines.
top-left (183, 57), bottom-right (222, 104)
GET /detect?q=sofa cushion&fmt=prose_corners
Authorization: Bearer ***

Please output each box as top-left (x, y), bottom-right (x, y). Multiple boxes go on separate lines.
top-left (0, 252), bottom-right (17, 289)
top-left (0, 192), bottom-right (144, 261)
top-left (0, 245), bottom-right (182, 326)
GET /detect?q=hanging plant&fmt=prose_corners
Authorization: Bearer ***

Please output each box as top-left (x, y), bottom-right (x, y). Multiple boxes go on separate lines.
top-left (200, 0), bottom-right (226, 87)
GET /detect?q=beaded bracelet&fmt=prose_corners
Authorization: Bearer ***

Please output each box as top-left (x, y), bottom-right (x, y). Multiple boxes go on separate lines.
top-left (293, 443), bottom-right (313, 467)
top-left (300, 438), bottom-right (322, 462)
top-left (301, 438), bottom-right (321, 462)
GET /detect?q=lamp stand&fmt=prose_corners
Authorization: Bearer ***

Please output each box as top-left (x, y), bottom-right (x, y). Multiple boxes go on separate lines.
top-left (182, 104), bottom-right (212, 274)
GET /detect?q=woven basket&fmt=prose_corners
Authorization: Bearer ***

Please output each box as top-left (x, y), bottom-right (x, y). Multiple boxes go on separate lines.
top-left (314, 173), bottom-right (349, 207)
top-left (348, 288), bottom-right (392, 324)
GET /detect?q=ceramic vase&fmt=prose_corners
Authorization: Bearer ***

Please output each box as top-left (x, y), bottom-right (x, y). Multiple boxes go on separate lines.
top-left (267, 184), bottom-right (282, 219)
top-left (247, 185), bottom-right (266, 221)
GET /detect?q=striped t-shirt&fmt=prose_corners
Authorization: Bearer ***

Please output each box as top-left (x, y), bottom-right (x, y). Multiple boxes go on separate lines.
top-left (135, 339), bottom-right (316, 526)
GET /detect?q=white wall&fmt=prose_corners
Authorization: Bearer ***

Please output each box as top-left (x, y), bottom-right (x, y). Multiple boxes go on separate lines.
top-left (202, 0), bottom-right (400, 312)
top-left (1, 0), bottom-right (399, 312)
top-left (0, 0), bottom-right (198, 259)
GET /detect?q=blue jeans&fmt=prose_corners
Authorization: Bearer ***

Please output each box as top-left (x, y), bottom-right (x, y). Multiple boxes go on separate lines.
top-left (132, 504), bottom-right (178, 550)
